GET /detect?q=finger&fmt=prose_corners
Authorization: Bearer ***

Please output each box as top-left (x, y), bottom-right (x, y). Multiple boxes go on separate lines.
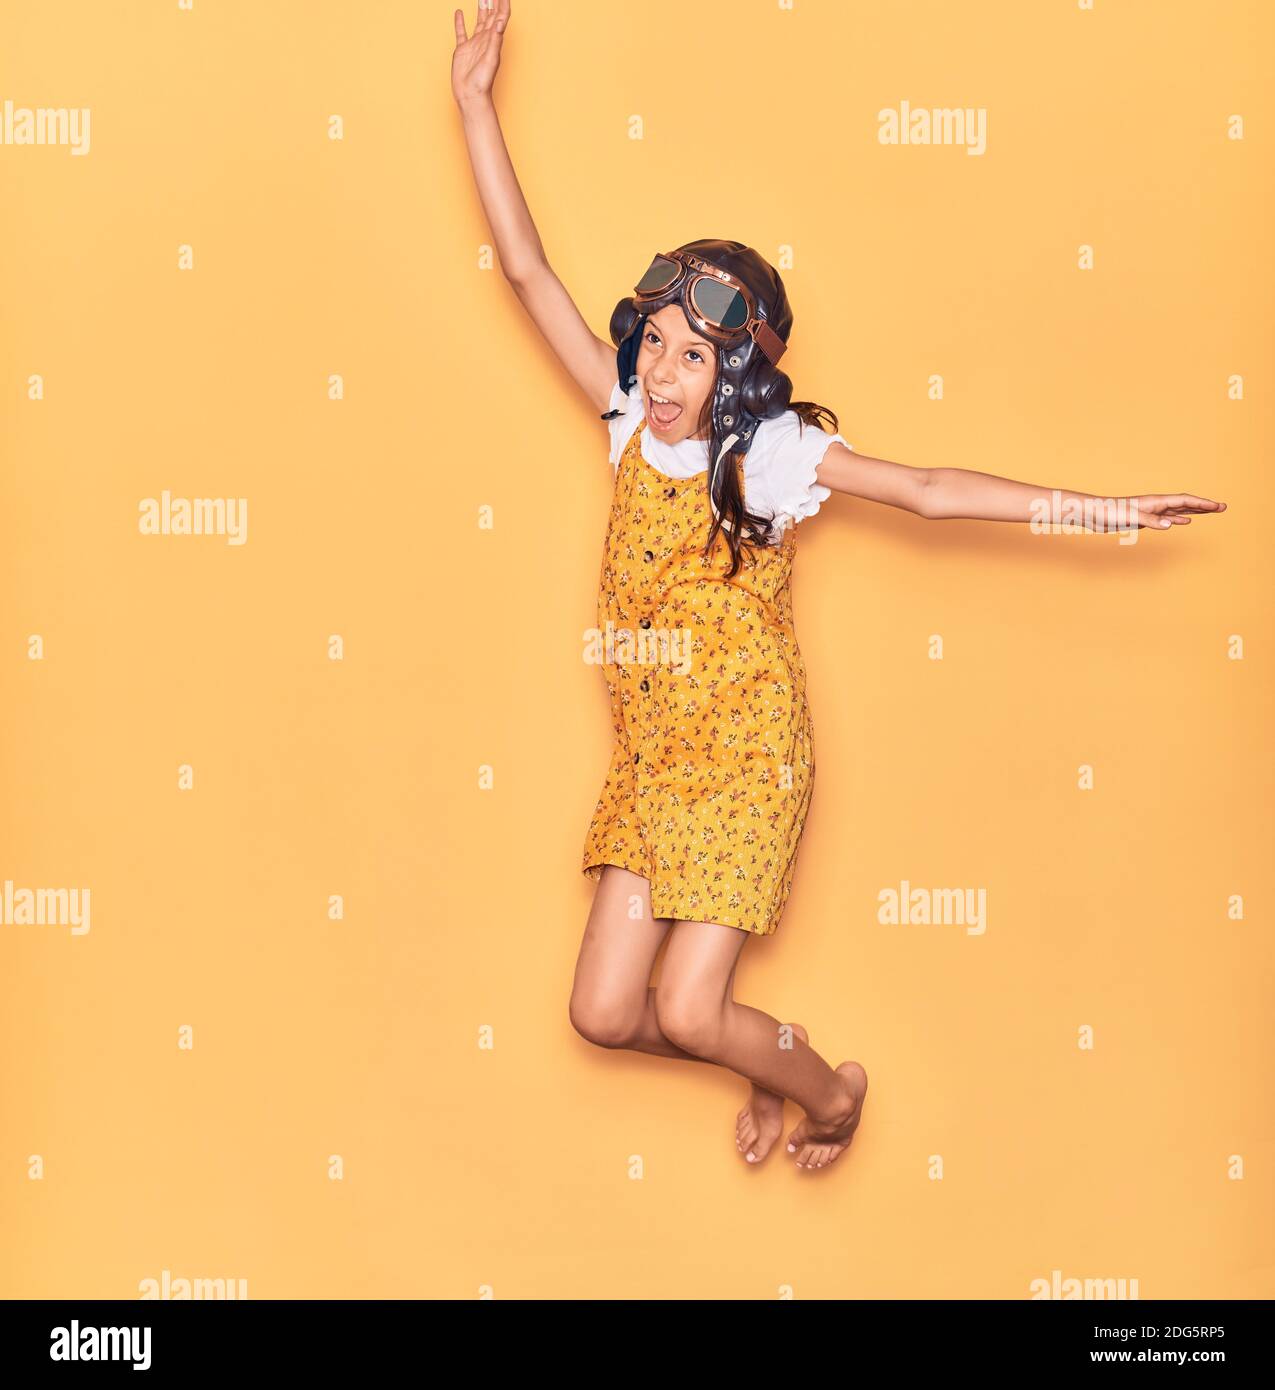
top-left (1164, 494), bottom-right (1223, 512)
top-left (454, 7), bottom-right (467, 43)
top-left (1172, 498), bottom-right (1225, 513)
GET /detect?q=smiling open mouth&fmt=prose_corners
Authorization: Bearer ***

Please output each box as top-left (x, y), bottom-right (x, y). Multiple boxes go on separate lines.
top-left (648, 391), bottom-right (683, 428)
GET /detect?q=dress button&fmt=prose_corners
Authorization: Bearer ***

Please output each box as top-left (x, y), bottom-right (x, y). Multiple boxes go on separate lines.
top-left (643, 549), bottom-right (654, 562)
top-left (665, 487), bottom-right (676, 499)
top-left (634, 752), bottom-right (640, 764)
top-left (639, 617), bottom-right (651, 629)
top-left (639, 679), bottom-right (649, 692)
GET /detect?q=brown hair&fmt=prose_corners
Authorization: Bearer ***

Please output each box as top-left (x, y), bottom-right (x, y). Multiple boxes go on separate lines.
top-left (697, 370), bottom-right (841, 579)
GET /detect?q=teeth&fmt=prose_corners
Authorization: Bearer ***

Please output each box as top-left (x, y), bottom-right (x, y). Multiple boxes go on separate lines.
top-left (650, 392), bottom-right (677, 406)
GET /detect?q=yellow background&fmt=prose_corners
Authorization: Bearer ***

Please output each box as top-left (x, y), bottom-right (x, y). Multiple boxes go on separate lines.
top-left (2, 0), bottom-right (1271, 1299)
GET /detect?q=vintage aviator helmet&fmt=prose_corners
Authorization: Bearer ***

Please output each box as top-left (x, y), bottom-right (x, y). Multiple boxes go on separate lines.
top-left (604, 239), bottom-right (796, 512)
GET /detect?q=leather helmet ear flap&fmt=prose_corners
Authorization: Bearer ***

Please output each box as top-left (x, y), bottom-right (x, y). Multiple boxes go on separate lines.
top-left (740, 351), bottom-right (791, 420)
top-left (617, 312), bottom-right (646, 395)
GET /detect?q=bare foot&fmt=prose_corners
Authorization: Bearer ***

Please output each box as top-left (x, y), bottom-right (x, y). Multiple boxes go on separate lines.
top-left (785, 1061), bottom-right (868, 1171)
top-left (735, 1023), bottom-right (809, 1165)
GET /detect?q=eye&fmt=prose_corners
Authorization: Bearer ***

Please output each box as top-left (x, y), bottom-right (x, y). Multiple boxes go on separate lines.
top-left (686, 349), bottom-right (705, 365)
top-left (644, 329), bottom-right (660, 347)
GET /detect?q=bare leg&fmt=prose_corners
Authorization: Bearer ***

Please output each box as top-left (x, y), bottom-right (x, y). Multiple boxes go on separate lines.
top-left (715, 950), bottom-right (809, 1166)
top-left (568, 866), bottom-right (703, 1062)
top-left (657, 920), bottom-right (868, 1170)
top-left (736, 1022), bottom-right (808, 1165)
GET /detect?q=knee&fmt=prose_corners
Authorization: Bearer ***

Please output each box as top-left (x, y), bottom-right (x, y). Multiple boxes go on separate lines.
top-left (569, 992), bottom-right (640, 1049)
top-left (654, 986), bottom-right (723, 1058)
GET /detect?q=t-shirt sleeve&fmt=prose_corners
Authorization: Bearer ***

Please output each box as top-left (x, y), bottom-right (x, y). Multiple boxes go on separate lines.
top-left (606, 380), bottom-right (644, 470)
top-left (747, 412), bottom-right (852, 538)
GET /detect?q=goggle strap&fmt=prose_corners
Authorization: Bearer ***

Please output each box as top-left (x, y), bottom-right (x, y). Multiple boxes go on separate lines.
top-left (753, 319), bottom-right (787, 367)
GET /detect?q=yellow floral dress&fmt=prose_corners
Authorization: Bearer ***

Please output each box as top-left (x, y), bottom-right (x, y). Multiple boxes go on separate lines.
top-left (581, 415), bottom-right (819, 936)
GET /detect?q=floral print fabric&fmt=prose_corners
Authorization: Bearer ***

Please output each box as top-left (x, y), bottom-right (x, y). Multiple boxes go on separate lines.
top-left (581, 420), bottom-right (819, 936)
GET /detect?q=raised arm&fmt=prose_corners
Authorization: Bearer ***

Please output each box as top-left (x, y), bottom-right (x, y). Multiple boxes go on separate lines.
top-left (451, 0), bottom-right (614, 415)
top-left (814, 441), bottom-right (1226, 533)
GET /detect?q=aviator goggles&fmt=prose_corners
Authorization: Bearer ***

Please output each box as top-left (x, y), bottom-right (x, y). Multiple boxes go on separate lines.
top-left (632, 250), bottom-right (788, 368)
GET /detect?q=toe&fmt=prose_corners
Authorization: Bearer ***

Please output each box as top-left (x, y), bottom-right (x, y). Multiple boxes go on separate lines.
top-left (749, 1127), bottom-right (780, 1164)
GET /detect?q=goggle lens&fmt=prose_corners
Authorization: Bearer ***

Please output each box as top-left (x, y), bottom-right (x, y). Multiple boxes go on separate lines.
top-left (691, 276), bottom-right (749, 332)
top-left (634, 255), bottom-right (681, 295)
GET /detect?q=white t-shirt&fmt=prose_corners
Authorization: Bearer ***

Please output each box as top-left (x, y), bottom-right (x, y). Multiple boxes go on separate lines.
top-left (605, 381), bottom-right (852, 544)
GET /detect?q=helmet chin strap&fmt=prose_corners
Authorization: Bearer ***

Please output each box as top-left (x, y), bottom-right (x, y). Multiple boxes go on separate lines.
top-left (709, 432), bottom-right (740, 529)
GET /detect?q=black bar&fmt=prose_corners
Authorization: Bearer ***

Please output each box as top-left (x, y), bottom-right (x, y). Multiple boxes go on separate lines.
top-left (0, 1297), bottom-right (1267, 1374)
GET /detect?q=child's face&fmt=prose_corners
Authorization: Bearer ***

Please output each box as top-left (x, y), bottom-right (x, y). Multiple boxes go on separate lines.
top-left (634, 303), bottom-right (717, 443)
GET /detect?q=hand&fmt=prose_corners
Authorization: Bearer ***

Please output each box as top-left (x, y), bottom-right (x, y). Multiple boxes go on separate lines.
top-left (452, 0), bottom-right (510, 108)
top-left (1131, 493), bottom-right (1228, 530)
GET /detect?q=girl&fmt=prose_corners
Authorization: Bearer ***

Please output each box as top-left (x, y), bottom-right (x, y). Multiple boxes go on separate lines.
top-left (451, 0), bottom-right (1227, 1172)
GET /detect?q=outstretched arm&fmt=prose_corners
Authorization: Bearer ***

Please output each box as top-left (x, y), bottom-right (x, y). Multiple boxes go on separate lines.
top-left (452, 0), bottom-right (614, 414)
top-left (814, 441), bottom-right (1226, 532)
